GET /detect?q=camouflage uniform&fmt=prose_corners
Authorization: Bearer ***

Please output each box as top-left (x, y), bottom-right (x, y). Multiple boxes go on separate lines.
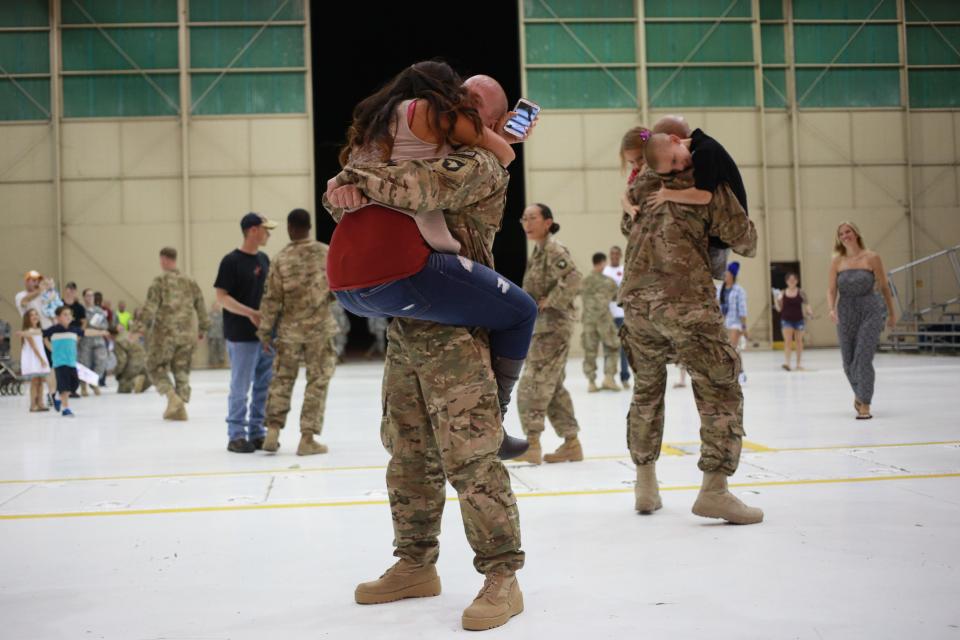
top-left (517, 236), bottom-right (582, 439)
top-left (256, 238), bottom-right (338, 437)
top-left (620, 169), bottom-right (757, 475)
top-left (325, 148), bottom-right (524, 575)
top-left (207, 310), bottom-right (225, 367)
top-left (114, 332), bottom-right (150, 393)
top-left (141, 269), bottom-right (209, 403)
top-left (579, 272), bottom-right (620, 381)
top-left (331, 301), bottom-right (350, 359)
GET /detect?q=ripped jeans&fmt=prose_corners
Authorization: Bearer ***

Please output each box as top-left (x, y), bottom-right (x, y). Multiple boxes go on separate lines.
top-left (335, 252), bottom-right (537, 360)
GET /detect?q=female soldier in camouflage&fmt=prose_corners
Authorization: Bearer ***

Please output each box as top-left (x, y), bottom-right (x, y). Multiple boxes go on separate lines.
top-left (515, 204), bottom-right (584, 464)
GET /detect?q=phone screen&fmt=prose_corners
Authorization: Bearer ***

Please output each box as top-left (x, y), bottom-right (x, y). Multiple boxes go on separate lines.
top-left (504, 100), bottom-right (540, 137)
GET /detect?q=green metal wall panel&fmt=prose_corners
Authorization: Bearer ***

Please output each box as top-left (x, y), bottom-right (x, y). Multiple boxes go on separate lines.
top-left (0, 79), bottom-right (50, 119)
top-left (190, 26), bottom-right (304, 68)
top-left (63, 74), bottom-right (179, 117)
top-left (0, 0), bottom-right (48, 27)
top-left (793, 0), bottom-right (896, 20)
top-left (190, 72), bottom-right (305, 114)
top-left (909, 69), bottom-right (960, 107)
top-left (905, 0), bottom-right (960, 22)
top-left (526, 69), bottom-right (636, 108)
top-left (762, 69), bottom-right (788, 107)
top-left (61, 0), bottom-right (176, 24)
top-left (759, 0), bottom-right (784, 20)
top-left (525, 23), bottom-right (635, 64)
top-left (648, 67), bottom-right (755, 107)
top-left (646, 23), bottom-right (754, 63)
top-left (796, 68), bottom-right (900, 106)
top-left (794, 25), bottom-right (899, 63)
top-left (522, 0), bottom-right (633, 19)
top-left (189, 0), bottom-right (304, 22)
top-left (0, 32), bottom-right (50, 73)
top-left (907, 26), bottom-right (960, 65)
top-left (644, 0), bottom-right (751, 18)
top-left (761, 24), bottom-right (785, 63)
top-left (61, 28), bottom-right (178, 70)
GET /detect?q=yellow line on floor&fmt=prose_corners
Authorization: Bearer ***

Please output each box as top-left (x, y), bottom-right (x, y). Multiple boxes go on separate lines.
top-left (772, 440), bottom-right (960, 453)
top-left (2, 440), bottom-right (956, 486)
top-left (2, 472), bottom-right (958, 521)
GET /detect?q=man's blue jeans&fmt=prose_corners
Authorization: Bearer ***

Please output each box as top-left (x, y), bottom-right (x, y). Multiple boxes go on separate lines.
top-left (226, 340), bottom-right (274, 442)
top-left (614, 317), bottom-right (630, 382)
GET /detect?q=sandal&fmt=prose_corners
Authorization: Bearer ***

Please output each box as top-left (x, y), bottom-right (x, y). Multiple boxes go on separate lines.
top-left (781, 364), bottom-right (791, 371)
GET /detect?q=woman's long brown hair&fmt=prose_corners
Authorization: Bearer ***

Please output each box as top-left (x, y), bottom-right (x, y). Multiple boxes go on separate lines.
top-left (339, 60), bottom-right (482, 166)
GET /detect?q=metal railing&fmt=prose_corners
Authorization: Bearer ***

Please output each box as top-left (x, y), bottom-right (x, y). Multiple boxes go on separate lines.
top-left (883, 244), bottom-right (960, 353)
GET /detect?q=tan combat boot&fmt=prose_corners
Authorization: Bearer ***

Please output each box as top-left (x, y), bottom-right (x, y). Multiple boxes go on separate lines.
top-left (544, 436), bottom-right (583, 463)
top-left (355, 559), bottom-right (441, 604)
top-left (262, 427), bottom-right (280, 453)
top-left (92, 384), bottom-right (101, 396)
top-left (587, 379), bottom-right (599, 393)
top-left (635, 463), bottom-right (662, 514)
top-left (132, 375), bottom-right (146, 393)
top-left (514, 435), bottom-right (542, 465)
top-left (601, 374), bottom-right (621, 391)
top-left (691, 471), bottom-right (763, 525)
top-left (297, 434), bottom-right (328, 456)
top-left (163, 390), bottom-right (187, 421)
top-left (462, 571), bottom-right (524, 631)
top-left (80, 382), bottom-right (89, 397)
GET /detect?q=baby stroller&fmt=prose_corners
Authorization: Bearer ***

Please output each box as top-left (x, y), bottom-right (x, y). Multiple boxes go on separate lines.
top-left (0, 355), bottom-right (23, 396)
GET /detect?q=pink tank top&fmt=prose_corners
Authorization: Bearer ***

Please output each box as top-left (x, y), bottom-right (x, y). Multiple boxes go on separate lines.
top-left (387, 100), bottom-right (461, 253)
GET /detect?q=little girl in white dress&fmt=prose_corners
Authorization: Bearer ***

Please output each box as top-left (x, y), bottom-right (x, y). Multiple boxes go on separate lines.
top-left (20, 309), bottom-right (51, 412)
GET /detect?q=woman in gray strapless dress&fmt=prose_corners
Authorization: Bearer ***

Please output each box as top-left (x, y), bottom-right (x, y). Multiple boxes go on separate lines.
top-left (827, 222), bottom-right (897, 419)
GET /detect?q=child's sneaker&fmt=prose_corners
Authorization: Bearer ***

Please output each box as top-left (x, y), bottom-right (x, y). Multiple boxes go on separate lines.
top-left (62, 409), bottom-right (74, 417)
top-left (53, 395), bottom-right (62, 412)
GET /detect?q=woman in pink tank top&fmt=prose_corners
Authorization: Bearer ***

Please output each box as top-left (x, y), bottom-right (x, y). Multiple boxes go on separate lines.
top-left (324, 61), bottom-right (538, 460)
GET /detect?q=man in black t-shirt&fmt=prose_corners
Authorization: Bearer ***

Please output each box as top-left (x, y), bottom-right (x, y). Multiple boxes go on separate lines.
top-left (61, 282), bottom-right (86, 329)
top-left (214, 212), bottom-right (278, 453)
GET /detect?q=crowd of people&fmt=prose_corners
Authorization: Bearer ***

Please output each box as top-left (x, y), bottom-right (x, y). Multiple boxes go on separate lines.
top-left (6, 58), bottom-right (900, 632)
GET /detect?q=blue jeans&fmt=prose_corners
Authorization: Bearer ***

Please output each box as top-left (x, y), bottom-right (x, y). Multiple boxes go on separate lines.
top-left (614, 317), bottom-right (630, 382)
top-left (226, 340), bottom-right (274, 441)
top-left (336, 253), bottom-right (537, 359)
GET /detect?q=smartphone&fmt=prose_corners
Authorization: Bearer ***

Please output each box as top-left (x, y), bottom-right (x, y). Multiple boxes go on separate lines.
top-left (503, 98), bottom-right (540, 138)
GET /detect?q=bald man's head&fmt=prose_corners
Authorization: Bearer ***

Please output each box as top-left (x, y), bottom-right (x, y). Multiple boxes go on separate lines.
top-left (653, 114), bottom-right (691, 138)
top-left (464, 75), bottom-right (508, 129)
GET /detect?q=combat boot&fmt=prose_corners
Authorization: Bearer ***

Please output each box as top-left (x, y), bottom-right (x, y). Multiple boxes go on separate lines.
top-left (514, 435), bottom-right (542, 465)
top-left (543, 436), bottom-right (583, 463)
top-left (601, 374), bottom-right (621, 391)
top-left (355, 559), bottom-right (441, 605)
top-left (691, 471), bottom-right (764, 525)
top-left (163, 390), bottom-right (187, 421)
top-left (80, 382), bottom-right (89, 397)
top-left (261, 427), bottom-right (280, 453)
top-left (92, 384), bottom-right (101, 396)
top-left (634, 463), bottom-right (662, 514)
top-left (132, 375), bottom-right (146, 393)
top-left (462, 571), bottom-right (524, 631)
top-left (297, 434), bottom-right (328, 456)
top-left (587, 379), bottom-right (599, 393)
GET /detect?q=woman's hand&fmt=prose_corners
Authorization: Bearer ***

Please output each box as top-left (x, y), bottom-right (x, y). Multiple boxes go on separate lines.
top-left (829, 309), bottom-right (838, 324)
top-left (498, 111), bottom-right (538, 144)
top-left (886, 313), bottom-right (897, 330)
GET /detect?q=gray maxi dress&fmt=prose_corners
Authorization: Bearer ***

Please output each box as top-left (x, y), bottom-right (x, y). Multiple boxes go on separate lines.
top-left (836, 269), bottom-right (887, 405)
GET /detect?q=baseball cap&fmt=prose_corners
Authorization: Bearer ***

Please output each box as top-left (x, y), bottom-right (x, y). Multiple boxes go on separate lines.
top-left (240, 212), bottom-right (277, 231)
top-left (24, 270), bottom-right (41, 281)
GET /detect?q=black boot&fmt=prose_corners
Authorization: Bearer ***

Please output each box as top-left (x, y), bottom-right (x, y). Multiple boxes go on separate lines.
top-left (492, 356), bottom-right (529, 460)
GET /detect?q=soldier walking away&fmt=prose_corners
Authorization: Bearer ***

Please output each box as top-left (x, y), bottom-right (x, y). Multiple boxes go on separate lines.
top-left (215, 213), bottom-right (276, 453)
top-left (580, 252), bottom-right (621, 392)
top-left (620, 123), bottom-right (763, 524)
top-left (515, 203), bottom-right (584, 465)
top-left (325, 129), bottom-right (525, 631)
top-left (142, 247), bottom-right (209, 420)
top-left (257, 209), bottom-right (338, 456)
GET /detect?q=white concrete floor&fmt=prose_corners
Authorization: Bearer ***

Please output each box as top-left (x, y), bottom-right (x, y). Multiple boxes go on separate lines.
top-left (1, 348), bottom-right (958, 639)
